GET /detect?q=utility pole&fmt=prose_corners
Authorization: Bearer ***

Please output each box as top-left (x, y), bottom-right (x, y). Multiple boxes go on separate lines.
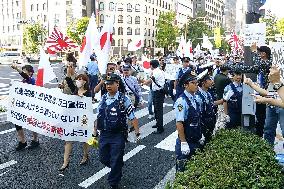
top-left (242, 0), bottom-right (264, 130)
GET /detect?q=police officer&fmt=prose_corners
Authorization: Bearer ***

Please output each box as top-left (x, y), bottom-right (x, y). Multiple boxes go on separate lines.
top-left (96, 73), bottom-right (140, 189)
top-left (122, 64), bottom-right (142, 108)
top-left (143, 60), bottom-right (165, 134)
top-left (174, 71), bottom-right (202, 172)
top-left (223, 71), bottom-right (243, 129)
top-left (196, 74), bottom-right (216, 144)
top-left (94, 63), bottom-right (125, 96)
top-left (174, 57), bottom-right (191, 100)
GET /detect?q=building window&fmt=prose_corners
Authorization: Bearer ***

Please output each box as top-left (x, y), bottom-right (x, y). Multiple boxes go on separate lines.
top-left (111, 39), bottom-right (115, 46)
top-left (144, 5), bottom-right (147, 13)
top-left (152, 19), bottom-right (155, 26)
top-left (118, 15), bottom-right (123, 23)
top-left (31, 4), bottom-right (34, 11)
top-left (37, 4), bottom-right (39, 11)
top-left (135, 4), bottom-right (140, 12)
top-left (127, 16), bottom-right (132, 24)
top-left (127, 3), bottom-right (132, 12)
top-left (152, 40), bottom-right (154, 47)
top-left (144, 39), bottom-right (147, 46)
top-left (135, 28), bottom-right (140, 35)
top-left (113, 27), bottom-right (115, 35)
top-left (43, 3), bottom-right (46, 10)
top-left (100, 14), bottom-right (104, 23)
top-left (148, 29), bottom-right (151, 36)
top-left (44, 15), bottom-right (47, 22)
top-left (135, 16), bottom-right (140, 24)
top-left (109, 2), bottom-right (115, 11)
top-left (118, 27), bottom-right (123, 35)
top-left (118, 39), bottom-right (124, 46)
top-left (127, 27), bottom-right (132, 35)
top-left (117, 3), bottom-right (123, 11)
top-left (99, 2), bottom-right (104, 11)
top-left (152, 30), bottom-right (155, 37)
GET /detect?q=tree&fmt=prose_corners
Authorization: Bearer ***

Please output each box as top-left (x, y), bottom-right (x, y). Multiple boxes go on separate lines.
top-left (23, 22), bottom-right (47, 54)
top-left (67, 17), bottom-right (90, 46)
top-left (276, 18), bottom-right (284, 35)
top-left (183, 12), bottom-right (212, 48)
top-left (260, 13), bottom-right (279, 42)
top-left (156, 11), bottom-right (179, 52)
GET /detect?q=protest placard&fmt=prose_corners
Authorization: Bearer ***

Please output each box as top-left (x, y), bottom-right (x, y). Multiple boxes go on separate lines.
top-left (164, 64), bottom-right (182, 80)
top-left (244, 23), bottom-right (266, 47)
top-left (7, 81), bottom-right (94, 142)
top-left (270, 42), bottom-right (284, 79)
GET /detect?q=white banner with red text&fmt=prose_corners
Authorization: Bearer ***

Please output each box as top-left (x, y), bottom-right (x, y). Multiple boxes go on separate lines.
top-left (7, 81), bottom-right (94, 142)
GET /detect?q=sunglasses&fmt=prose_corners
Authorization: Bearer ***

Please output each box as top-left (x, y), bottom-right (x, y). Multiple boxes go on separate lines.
top-left (123, 69), bottom-right (130, 71)
top-left (108, 67), bottom-right (115, 71)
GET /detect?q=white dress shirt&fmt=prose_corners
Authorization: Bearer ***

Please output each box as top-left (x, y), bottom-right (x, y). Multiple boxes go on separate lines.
top-left (151, 68), bottom-right (165, 91)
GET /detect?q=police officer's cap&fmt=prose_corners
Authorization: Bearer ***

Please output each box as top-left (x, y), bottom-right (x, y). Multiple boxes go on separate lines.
top-left (178, 70), bottom-right (197, 86)
top-left (122, 64), bottom-right (131, 70)
top-left (102, 73), bottom-right (121, 84)
top-left (199, 74), bottom-right (212, 83)
top-left (22, 65), bottom-right (34, 73)
top-left (181, 57), bottom-right (191, 63)
top-left (90, 53), bottom-right (97, 59)
top-left (124, 57), bottom-right (132, 64)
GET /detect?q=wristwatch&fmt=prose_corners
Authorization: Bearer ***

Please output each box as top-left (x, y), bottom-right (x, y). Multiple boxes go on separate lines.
top-left (273, 83), bottom-right (284, 91)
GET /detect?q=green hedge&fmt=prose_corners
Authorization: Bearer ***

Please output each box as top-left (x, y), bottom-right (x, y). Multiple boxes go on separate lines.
top-left (169, 129), bottom-right (284, 189)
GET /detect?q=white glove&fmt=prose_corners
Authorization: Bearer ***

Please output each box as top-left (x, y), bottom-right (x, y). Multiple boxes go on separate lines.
top-left (181, 142), bottom-right (190, 155)
top-left (225, 114), bottom-right (230, 123)
top-left (173, 89), bottom-right (176, 96)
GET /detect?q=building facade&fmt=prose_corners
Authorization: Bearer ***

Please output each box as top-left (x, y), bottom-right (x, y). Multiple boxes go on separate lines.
top-left (174, 0), bottom-right (194, 28)
top-left (193, 0), bottom-right (225, 30)
top-left (0, 0), bottom-right (26, 50)
top-left (96, 0), bottom-right (175, 55)
top-left (0, 0), bottom-right (89, 52)
top-left (223, 0), bottom-right (236, 32)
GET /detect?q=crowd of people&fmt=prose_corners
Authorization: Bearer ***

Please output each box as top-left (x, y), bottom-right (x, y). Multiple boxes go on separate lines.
top-left (9, 43), bottom-right (284, 188)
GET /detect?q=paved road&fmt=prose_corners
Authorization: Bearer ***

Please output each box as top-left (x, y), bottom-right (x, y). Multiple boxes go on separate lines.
top-left (0, 63), bottom-right (177, 189)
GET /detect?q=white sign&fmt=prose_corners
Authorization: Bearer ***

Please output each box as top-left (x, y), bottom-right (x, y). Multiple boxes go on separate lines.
top-left (8, 82), bottom-right (95, 142)
top-left (270, 42), bottom-right (284, 79)
top-left (164, 64), bottom-right (182, 80)
top-left (244, 23), bottom-right (266, 46)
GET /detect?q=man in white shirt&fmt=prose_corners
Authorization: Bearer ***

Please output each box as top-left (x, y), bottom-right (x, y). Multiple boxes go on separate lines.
top-left (143, 60), bottom-right (166, 134)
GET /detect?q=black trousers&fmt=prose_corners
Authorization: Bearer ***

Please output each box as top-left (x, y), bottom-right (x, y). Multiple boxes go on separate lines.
top-left (153, 90), bottom-right (165, 132)
top-left (255, 103), bottom-right (266, 137)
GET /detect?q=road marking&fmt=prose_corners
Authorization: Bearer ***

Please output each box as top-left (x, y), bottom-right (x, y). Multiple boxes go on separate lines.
top-left (0, 128), bottom-right (16, 135)
top-left (78, 145), bottom-right (146, 188)
top-left (153, 166), bottom-right (176, 189)
top-left (154, 131), bottom-right (177, 152)
top-left (128, 110), bottom-right (175, 143)
top-left (0, 160), bottom-right (17, 170)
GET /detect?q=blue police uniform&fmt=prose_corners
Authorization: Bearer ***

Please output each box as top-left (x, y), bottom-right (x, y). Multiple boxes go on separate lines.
top-left (196, 87), bottom-right (216, 144)
top-left (175, 67), bottom-right (190, 100)
top-left (174, 90), bottom-right (202, 172)
top-left (97, 76), bottom-right (136, 187)
top-left (86, 60), bottom-right (99, 98)
top-left (223, 82), bottom-right (243, 129)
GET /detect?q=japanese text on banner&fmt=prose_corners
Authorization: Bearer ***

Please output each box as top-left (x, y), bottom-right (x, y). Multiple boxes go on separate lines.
top-left (7, 81), bottom-right (94, 142)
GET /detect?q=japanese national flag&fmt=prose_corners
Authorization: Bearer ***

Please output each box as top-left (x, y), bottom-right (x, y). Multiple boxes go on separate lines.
top-left (78, 14), bottom-right (100, 69)
top-left (128, 37), bottom-right (144, 51)
top-left (184, 40), bottom-right (193, 59)
top-left (96, 16), bottom-right (114, 74)
top-left (176, 36), bottom-right (186, 58)
top-left (36, 49), bottom-right (57, 87)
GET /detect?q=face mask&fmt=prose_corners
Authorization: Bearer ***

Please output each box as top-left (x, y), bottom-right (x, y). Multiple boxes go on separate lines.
top-left (76, 80), bottom-right (84, 88)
